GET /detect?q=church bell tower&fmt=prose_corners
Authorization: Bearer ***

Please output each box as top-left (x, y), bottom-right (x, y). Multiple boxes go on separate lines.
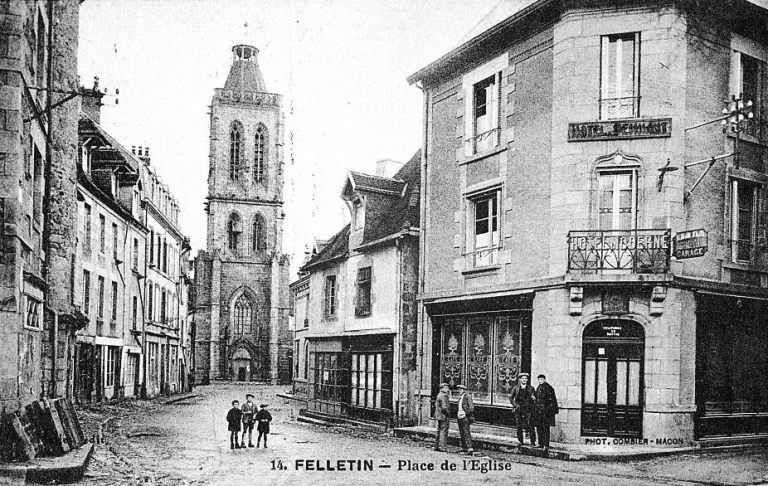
top-left (195, 45), bottom-right (291, 384)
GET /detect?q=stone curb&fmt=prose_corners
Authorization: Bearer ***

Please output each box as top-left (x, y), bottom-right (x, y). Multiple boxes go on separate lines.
top-left (160, 393), bottom-right (202, 405)
top-left (276, 392), bottom-right (307, 404)
top-left (0, 443), bottom-right (94, 484)
top-left (392, 427), bottom-right (746, 462)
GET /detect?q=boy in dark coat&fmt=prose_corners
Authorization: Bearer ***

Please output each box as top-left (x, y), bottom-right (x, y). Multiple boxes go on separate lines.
top-left (534, 374), bottom-right (559, 452)
top-left (255, 403), bottom-right (273, 448)
top-left (226, 400), bottom-right (242, 449)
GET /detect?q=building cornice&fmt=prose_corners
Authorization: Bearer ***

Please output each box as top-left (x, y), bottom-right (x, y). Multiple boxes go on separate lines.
top-left (206, 196), bottom-right (284, 207)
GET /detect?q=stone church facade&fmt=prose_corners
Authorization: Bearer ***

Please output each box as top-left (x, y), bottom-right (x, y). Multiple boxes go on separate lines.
top-left (193, 45), bottom-right (291, 384)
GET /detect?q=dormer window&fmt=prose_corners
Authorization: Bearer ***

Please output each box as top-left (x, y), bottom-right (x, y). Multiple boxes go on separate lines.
top-left (111, 173), bottom-right (118, 196)
top-left (353, 199), bottom-right (365, 230)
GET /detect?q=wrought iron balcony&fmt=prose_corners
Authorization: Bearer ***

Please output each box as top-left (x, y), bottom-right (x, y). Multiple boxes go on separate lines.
top-left (567, 229), bottom-right (671, 274)
top-left (465, 245), bottom-right (500, 269)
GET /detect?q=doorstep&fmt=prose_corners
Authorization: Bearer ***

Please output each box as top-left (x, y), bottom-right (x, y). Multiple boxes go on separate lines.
top-left (298, 409), bottom-right (388, 432)
top-left (393, 426), bottom-right (708, 462)
top-left (0, 443), bottom-right (94, 484)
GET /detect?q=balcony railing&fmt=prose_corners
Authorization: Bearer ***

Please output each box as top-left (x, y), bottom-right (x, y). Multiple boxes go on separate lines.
top-left (567, 229), bottom-right (670, 274)
top-left (466, 245), bottom-right (500, 269)
top-left (599, 96), bottom-right (640, 120)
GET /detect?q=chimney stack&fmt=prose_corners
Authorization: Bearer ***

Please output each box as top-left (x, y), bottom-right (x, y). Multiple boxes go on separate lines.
top-left (375, 159), bottom-right (404, 178)
top-left (139, 146), bottom-right (150, 165)
top-left (80, 86), bottom-right (104, 124)
top-left (132, 145), bottom-right (151, 165)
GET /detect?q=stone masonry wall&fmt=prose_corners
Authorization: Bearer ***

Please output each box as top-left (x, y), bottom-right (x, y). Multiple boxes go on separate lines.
top-left (43, 0), bottom-right (80, 399)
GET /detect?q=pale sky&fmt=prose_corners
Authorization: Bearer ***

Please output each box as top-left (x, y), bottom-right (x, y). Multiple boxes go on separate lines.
top-left (78, 0), bottom-right (498, 276)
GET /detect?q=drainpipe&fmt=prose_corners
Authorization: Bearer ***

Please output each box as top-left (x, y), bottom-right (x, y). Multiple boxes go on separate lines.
top-left (416, 81), bottom-right (429, 426)
top-left (394, 236), bottom-right (402, 427)
top-left (141, 200), bottom-right (149, 399)
top-left (43, 0), bottom-right (56, 399)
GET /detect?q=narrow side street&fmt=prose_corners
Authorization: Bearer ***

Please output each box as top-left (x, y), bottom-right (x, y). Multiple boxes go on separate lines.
top-left (74, 384), bottom-right (768, 486)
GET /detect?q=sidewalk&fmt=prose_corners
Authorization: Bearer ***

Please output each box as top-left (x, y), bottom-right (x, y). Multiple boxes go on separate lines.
top-left (394, 425), bottom-right (707, 462)
top-left (0, 443), bottom-right (94, 484)
top-left (159, 392), bottom-right (202, 405)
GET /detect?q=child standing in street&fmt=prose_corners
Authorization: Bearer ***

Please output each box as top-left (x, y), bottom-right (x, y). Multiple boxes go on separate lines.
top-left (241, 393), bottom-right (257, 448)
top-left (226, 400), bottom-right (242, 449)
top-left (255, 403), bottom-right (272, 448)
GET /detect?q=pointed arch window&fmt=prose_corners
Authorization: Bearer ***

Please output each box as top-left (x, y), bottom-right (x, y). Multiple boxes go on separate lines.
top-left (254, 125), bottom-right (267, 183)
top-left (253, 214), bottom-right (266, 252)
top-left (229, 122), bottom-right (243, 180)
top-left (233, 294), bottom-right (253, 334)
top-left (228, 213), bottom-right (242, 254)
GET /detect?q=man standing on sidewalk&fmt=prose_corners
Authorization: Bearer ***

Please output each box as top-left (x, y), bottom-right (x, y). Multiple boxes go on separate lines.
top-left (434, 383), bottom-right (451, 452)
top-left (534, 374), bottom-right (559, 452)
top-left (456, 384), bottom-right (474, 455)
top-left (510, 373), bottom-right (536, 447)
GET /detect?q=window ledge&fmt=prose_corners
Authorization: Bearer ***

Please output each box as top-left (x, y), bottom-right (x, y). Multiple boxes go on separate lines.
top-left (722, 260), bottom-right (768, 273)
top-left (459, 146), bottom-right (506, 166)
top-left (462, 264), bottom-right (501, 277)
top-left (23, 325), bottom-right (44, 332)
top-left (727, 132), bottom-right (767, 147)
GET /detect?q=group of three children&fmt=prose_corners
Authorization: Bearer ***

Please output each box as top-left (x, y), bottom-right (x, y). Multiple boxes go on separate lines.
top-left (226, 393), bottom-right (272, 449)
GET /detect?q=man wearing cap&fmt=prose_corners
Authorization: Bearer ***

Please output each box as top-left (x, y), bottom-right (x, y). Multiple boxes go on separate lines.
top-left (456, 384), bottom-right (474, 454)
top-left (533, 374), bottom-right (558, 452)
top-left (241, 393), bottom-right (257, 448)
top-left (434, 383), bottom-right (450, 452)
top-left (510, 373), bottom-right (536, 447)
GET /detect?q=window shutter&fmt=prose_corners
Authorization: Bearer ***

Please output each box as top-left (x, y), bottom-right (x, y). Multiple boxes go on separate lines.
top-left (490, 73), bottom-right (500, 147)
top-left (464, 86), bottom-right (474, 157)
top-left (115, 349), bottom-right (123, 395)
top-left (758, 185), bottom-right (768, 264)
top-left (730, 50), bottom-right (742, 100)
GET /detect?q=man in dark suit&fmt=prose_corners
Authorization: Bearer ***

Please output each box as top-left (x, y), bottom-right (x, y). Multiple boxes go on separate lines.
top-left (534, 374), bottom-right (559, 452)
top-left (456, 384), bottom-right (474, 454)
top-left (510, 373), bottom-right (536, 446)
top-left (434, 383), bottom-right (450, 452)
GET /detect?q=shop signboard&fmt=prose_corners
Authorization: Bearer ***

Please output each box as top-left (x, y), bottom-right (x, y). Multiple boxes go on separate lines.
top-left (673, 229), bottom-right (708, 259)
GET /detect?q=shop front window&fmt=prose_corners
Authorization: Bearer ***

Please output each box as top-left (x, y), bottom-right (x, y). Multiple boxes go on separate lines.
top-left (351, 352), bottom-right (392, 410)
top-left (467, 318), bottom-right (491, 402)
top-left (312, 352), bottom-right (345, 402)
top-left (493, 315), bottom-right (522, 403)
top-left (438, 313), bottom-right (528, 405)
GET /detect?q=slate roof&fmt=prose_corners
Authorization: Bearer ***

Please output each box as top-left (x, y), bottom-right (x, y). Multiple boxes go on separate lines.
top-left (361, 149), bottom-right (421, 244)
top-left (455, 0), bottom-right (538, 47)
top-left (410, 0), bottom-right (768, 84)
top-left (302, 150), bottom-right (421, 270)
top-left (301, 224), bottom-right (350, 270)
top-left (79, 112), bottom-right (140, 172)
top-left (224, 46), bottom-right (267, 93)
top-left (347, 171), bottom-right (406, 195)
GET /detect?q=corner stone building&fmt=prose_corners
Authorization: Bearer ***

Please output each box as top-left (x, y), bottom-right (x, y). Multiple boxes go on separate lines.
top-left (194, 45), bottom-right (291, 384)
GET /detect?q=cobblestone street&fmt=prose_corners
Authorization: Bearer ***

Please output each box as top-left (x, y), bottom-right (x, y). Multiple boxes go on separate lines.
top-left (72, 383), bottom-right (768, 486)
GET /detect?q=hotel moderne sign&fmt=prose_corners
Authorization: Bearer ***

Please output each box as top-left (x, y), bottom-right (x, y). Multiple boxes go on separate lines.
top-left (568, 118), bottom-right (671, 141)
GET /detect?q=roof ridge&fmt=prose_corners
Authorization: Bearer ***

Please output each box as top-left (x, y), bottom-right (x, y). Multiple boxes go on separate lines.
top-left (349, 170), bottom-right (405, 183)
